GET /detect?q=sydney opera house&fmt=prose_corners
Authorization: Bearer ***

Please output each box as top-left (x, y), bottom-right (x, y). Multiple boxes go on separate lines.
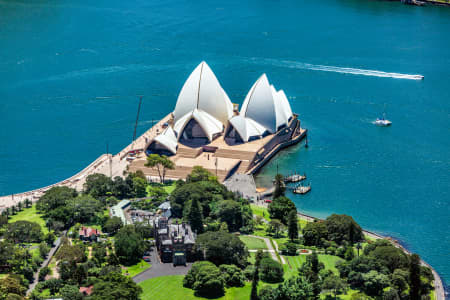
top-left (129, 62), bottom-right (306, 182)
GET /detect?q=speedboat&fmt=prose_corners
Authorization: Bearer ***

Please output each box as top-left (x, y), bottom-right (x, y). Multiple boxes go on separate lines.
top-left (374, 117), bottom-right (392, 126)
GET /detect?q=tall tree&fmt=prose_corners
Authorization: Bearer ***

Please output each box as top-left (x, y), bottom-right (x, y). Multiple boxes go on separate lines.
top-left (287, 210), bottom-right (299, 241)
top-left (251, 250), bottom-right (264, 300)
top-left (268, 196), bottom-right (296, 224)
top-left (273, 174), bottom-right (285, 198)
top-left (145, 154), bottom-right (174, 183)
top-left (187, 196), bottom-right (204, 234)
top-left (409, 253), bottom-right (421, 300)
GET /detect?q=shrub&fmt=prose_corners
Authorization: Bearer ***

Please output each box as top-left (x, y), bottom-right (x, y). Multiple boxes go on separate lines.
top-left (281, 242), bottom-right (298, 256)
top-left (259, 257), bottom-right (284, 283)
top-left (184, 261), bottom-right (224, 297)
top-left (219, 264), bottom-right (245, 287)
top-left (38, 267), bottom-right (50, 281)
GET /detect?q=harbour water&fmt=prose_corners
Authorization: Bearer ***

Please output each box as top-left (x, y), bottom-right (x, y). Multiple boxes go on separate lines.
top-left (0, 0), bottom-right (449, 291)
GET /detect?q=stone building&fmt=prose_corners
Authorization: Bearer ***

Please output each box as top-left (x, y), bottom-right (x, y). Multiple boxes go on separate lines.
top-left (154, 217), bottom-right (195, 266)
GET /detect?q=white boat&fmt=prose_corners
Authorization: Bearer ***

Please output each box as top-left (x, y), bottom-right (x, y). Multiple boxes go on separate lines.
top-left (374, 117), bottom-right (392, 126)
top-left (375, 109), bottom-right (392, 126)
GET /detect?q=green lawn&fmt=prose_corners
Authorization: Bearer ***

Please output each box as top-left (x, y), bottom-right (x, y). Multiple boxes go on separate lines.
top-left (138, 275), bottom-right (252, 300)
top-left (283, 254), bottom-right (343, 278)
top-left (122, 260), bottom-right (151, 278)
top-left (240, 236), bottom-right (268, 250)
top-left (146, 182), bottom-right (176, 197)
top-left (251, 204), bottom-right (271, 221)
top-left (9, 204), bottom-right (48, 234)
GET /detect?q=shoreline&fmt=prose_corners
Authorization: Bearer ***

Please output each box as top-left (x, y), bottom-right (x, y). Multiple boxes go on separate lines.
top-left (253, 200), bottom-right (446, 300)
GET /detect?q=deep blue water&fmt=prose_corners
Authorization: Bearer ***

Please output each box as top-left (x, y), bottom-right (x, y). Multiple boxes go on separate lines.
top-left (0, 0), bottom-right (449, 291)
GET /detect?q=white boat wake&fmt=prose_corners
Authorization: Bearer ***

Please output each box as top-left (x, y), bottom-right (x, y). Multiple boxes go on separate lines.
top-left (252, 58), bottom-right (424, 80)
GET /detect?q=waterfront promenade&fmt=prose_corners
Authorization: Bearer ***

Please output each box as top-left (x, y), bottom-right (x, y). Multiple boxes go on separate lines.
top-left (0, 113), bottom-right (172, 212)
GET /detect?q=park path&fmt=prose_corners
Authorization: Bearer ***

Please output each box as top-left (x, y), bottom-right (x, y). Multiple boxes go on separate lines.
top-left (27, 233), bottom-right (64, 295)
top-left (247, 235), bottom-right (285, 264)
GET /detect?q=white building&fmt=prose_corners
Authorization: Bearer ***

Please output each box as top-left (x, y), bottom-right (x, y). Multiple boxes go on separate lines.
top-left (146, 62), bottom-right (295, 153)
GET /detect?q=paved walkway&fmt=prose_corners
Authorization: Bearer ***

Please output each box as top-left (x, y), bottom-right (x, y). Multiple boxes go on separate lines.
top-left (132, 247), bottom-right (192, 284)
top-left (247, 235), bottom-right (286, 264)
top-left (27, 234), bottom-right (63, 295)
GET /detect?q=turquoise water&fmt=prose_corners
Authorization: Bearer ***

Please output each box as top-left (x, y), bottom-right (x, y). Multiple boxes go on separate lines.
top-left (0, 0), bottom-right (449, 291)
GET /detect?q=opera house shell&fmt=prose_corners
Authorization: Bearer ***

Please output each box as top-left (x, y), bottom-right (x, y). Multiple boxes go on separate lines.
top-left (146, 61), bottom-right (295, 155)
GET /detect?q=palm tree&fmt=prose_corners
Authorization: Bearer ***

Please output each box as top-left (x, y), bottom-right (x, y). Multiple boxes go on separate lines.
top-left (24, 198), bottom-right (31, 208)
top-left (11, 206), bottom-right (17, 215)
top-left (17, 201), bottom-right (23, 211)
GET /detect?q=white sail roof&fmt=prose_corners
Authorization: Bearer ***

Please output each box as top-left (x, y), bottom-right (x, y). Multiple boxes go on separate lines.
top-left (240, 74), bottom-right (289, 133)
top-left (276, 90), bottom-right (293, 122)
top-left (229, 115), bottom-right (267, 143)
top-left (173, 62), bottom-right (233, 125)
top-left (152, 126), bottom-right (178, 154)
top-left (173, 109), bottom-right (223, 142)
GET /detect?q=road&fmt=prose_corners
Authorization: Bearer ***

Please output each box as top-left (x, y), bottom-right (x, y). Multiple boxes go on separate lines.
top-left (133, 247), bottom-right (192, 284)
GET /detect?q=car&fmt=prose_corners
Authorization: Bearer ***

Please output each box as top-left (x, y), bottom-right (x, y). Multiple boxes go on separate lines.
top-left (143, 256), bottom-right (151, 262)
top-left (264, 199), bottom-right (272, 203)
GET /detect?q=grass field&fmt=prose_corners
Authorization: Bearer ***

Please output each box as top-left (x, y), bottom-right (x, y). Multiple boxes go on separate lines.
top-left (122, 260), bottom-right (151, 277)
top-left (138, 275), bottom-right (252, 300)
top-left (250, 204), bottom-right (271, 221)
top-left (240, 236), bottom-right (268, 250)
top-left (146, 182), bottom-right (176, 197)
top-left (283, 254), bottom-right (343, 278)
top-left (9, 204), bottom-right (48, 234)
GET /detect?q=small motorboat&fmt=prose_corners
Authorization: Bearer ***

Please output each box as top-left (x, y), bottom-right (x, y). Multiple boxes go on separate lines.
top-left (374, 116), bottom-right (392, 127)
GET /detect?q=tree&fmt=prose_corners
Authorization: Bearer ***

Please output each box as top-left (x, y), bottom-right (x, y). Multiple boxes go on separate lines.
top-left (219, 264), bottom-right (244, 287)
top-left (5, 221), bottom-right (43, 243)
top-left (145, 154), bottom-right (174, 183)
top-left (0, 215), bottom-right (7, 227)
top-left (302, 221), bottom-right (328, 246)
top-left (0, 276), bottom-right (26, 296)
top-left (260, 276), bottom-right (313, 300)
top-left (325, 214), bottom-right (363, 245)
top-left (322, 274), bottom-right (346, 299)
top-left (273, 174), bottom-right (285, 198)
top-left (132, 176), bottom-right (147, 198)
top-left (195, 231), bottom-right (248, 267)
top-left (259, 257), bottom-right (284, 283)
top-left (92, 244), bottom-right (107, 266)
top-left (16, 202), bottom-right (23, 211)
top-left (36, 186), bottom-right (77, 212)
top-left (183, 261), bottom-right (224, 297)
top-left (24, 198), bottom-right (31, 208)
top-left (215, 200), bottom-right (242, 232)
top-left (83, 173), bottom-right (113, 199)
top-left (287, 210), bottom-right (299, 241)
top-left (409, 253), bottom-right (421, 300)
top-left (362, 270), bottom-right (390, 296)
top-left (268, 196), bottom-right (295, 224)
top-left (39, 242), bottom-right (50, 259)
top-left (114, 225), bottom-right (146, 265)
top-left (44, 232), bottom-right (56, 247)
top-left (102, 216), bottom-right (123, 235)
top-left (38, 267), bottom-right (50, 281)
top-left (134, 222), bottom-right (153, 239)
top-left (187, 196), bottom-right (204, 234)
top-left (186, 166), bottom-right (216, 183)
top-left (60, 284), bottom-right (83, 300)
top-left (91, 272), bottom-right (142, 300)
top-left (268, 219), bottom-right (284, 238)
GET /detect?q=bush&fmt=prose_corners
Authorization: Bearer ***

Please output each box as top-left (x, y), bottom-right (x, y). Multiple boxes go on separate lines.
top-left (259, 257), bottom-right (284, 283)
top-left (219, 264), bottom-right (245, 287)
top-left (38, 267), bottom-right (50, 281)
top-left (281, 242), bottom-right (298, 256)
top-left (39, 242), bottom-right (50, 259)
top-left (183, 261), bottom-right (224, 297)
